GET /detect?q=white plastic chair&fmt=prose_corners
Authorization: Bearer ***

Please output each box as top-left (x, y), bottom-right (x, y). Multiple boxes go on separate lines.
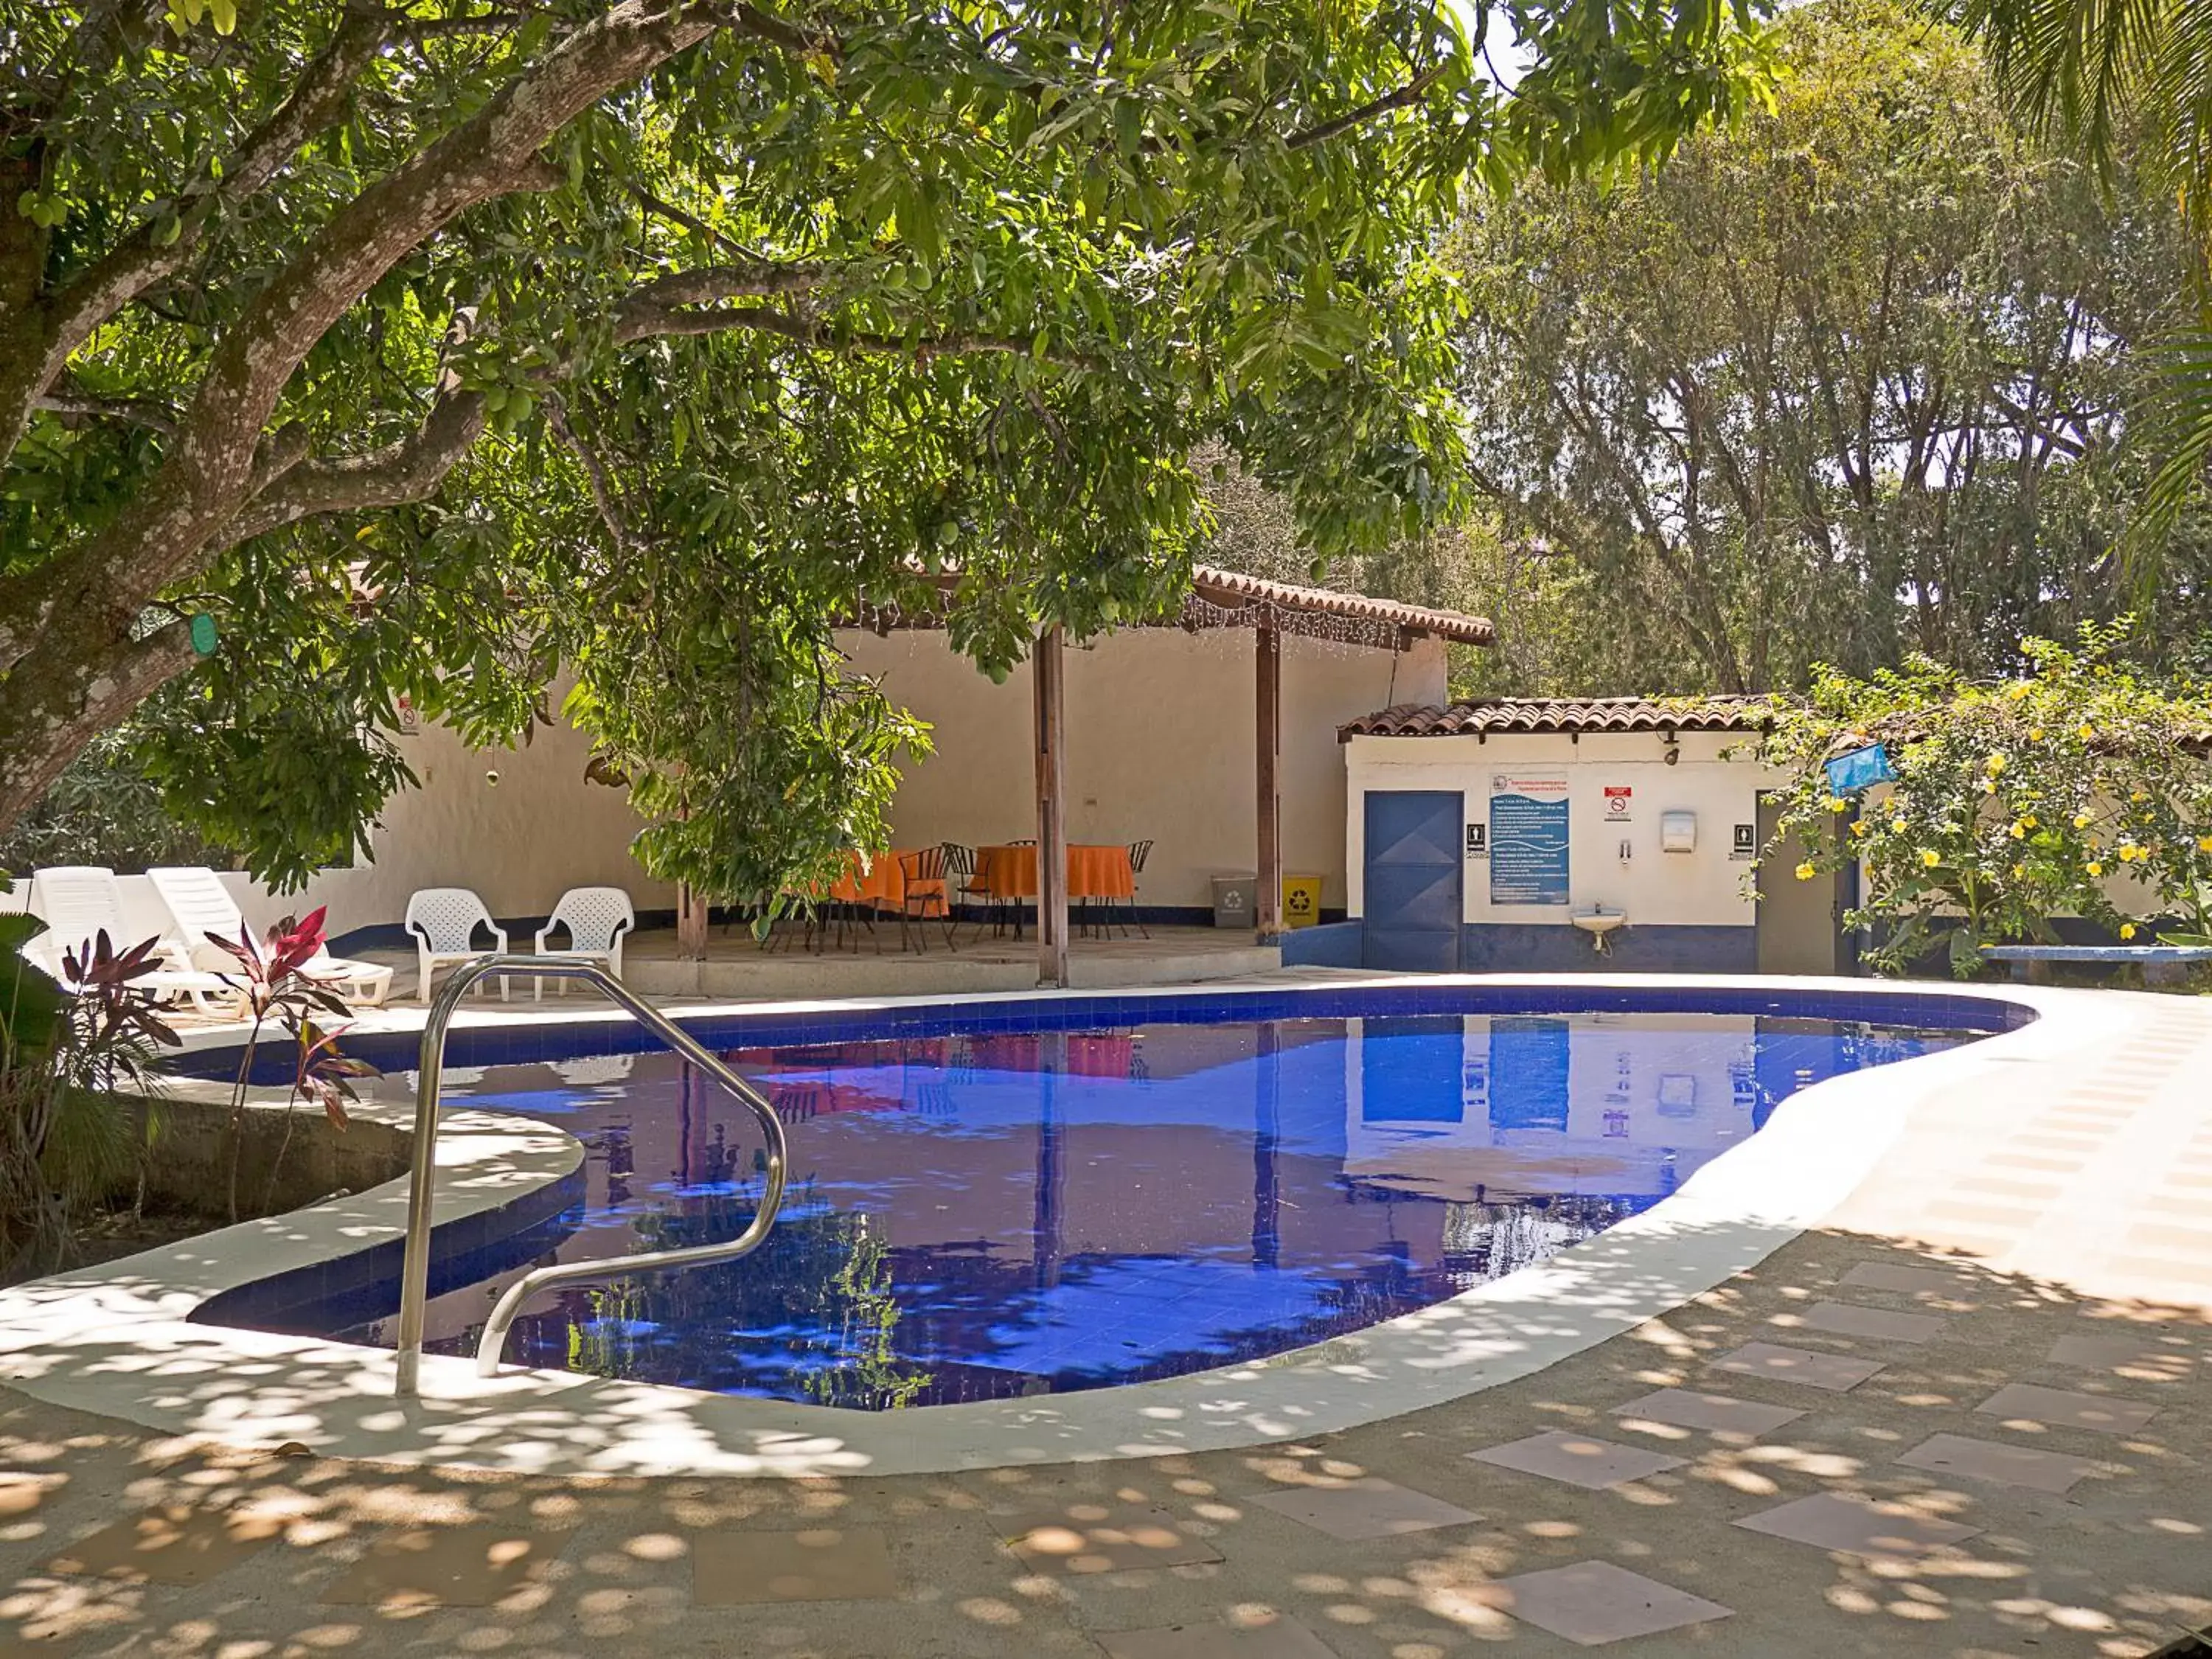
top-left (24, 866), bottom-right (242, 1017)
top-left (403, 888), bottom-right (509, 1004)
top-left (533, 886), bottom-right (636, 1000)
top-left (145, 867), bottom-right (393, 1007)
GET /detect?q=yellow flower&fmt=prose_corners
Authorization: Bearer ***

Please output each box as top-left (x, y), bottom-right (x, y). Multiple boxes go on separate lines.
top-left (1849, 821), bottom-right (1868, 838)
top-left (2028, 727), bottom-right (2044, 741)
top-left (2073, 812), bottom-right (2093, 830)
top-left (1889, 815), bottom-right (1907, 831)
top-left (2198, 836), bottom-right (2212, 854)
top-left (2087, 861), bottom-right (2103, 876)
top-left (1826, 796), bottom-right (1849, 813)
top-left (2010, 863), bottom-right (2024, 877)
top-left (2008, 684), bottom-right (2032, 700)
top-left (2079, 723), bottom-right (2096, 740)
top-left (2009, 821), bottom-right (2026, 839)
top-left (2130, 789), bottom-right (2149, 803)
top-left (1921, 849), bottom-right (1941, 868)
top-left (1980, 779), bottom-right (1997, 794)
top-left (2120, 923), bottom-right (2138, 940)
top-left (1986, 753), bottom-right (2007, 774)
top-left (2022, 815), bottom-right (2037, 829)
top-left (1794, 862), bottom-right (1816, 881)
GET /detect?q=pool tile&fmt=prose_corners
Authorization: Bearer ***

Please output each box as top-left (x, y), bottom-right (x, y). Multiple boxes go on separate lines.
top-left (1732, 1492), bottom-right (1981, 1560)
top-left (42, 1505), bottom-right (284, 1585)
top-left (319, 1523), bottom-right (578, 1607)
top-left (1464, 1560), bottom-right (1733, 1645)
top-left (1097, 1615), bottom-right (1343, 1658)
top-left (1249, 1477), bottom-right (1480, 1540)
top-left (1467, 1430), bottom-right (1688, 1491)
top-left (1779, 1301), bottom-right (1948, 1343)
top-left (1707, 1342), bottom-right (1885, 1392)
top-left (1839, 1262), bottom-right (1978, 1298)
top-left (1975, 1382), bottom-right (2158, 1435)
top-left (692, 1527), bottom-right (898, 1604)
top-left (1611, 1388), bottom-right (1804, 1439)
top-left (1004, 1503), bottom-right (1223, 1573)
top-left (2048, 1332), bottom-right (2196, 1377)
top-left (1896, 1433), bottom-right (2100, 1493)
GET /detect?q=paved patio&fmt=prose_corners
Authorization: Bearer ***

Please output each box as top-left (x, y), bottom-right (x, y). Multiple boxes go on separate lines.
top-left (3, 984), bottom-right (2209, 1657)
top-left (352, 922), bottom-right (1290, 1005)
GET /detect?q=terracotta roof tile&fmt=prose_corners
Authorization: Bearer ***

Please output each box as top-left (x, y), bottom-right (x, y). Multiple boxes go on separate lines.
top-left (1340, 696), bottom-right (1768, 740)
top-left (1186, 567), bottom-right (1495, 644)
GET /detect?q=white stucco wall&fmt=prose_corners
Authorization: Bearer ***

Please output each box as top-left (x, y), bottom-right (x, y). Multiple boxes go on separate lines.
top-left (1344, 729), bottom-right (1779, 928)
top-left (4, 628), bottom-right (1446, 940)
top-left (841, 626), bottom-right (1445, 912)
top-left (262, 692), bottom-right (676, 939)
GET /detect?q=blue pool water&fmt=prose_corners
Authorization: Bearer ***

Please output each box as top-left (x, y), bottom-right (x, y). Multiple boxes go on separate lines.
top-left (206, 999), bottom-right (1980, 1408)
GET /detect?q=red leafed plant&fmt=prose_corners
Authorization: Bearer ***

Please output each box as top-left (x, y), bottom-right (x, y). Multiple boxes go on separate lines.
top-left (206, 908), bottom-right (379, 1220)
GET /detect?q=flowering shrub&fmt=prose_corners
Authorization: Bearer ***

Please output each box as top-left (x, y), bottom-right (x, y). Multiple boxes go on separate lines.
top-left (1743, 625), bottom-right (2212, 975)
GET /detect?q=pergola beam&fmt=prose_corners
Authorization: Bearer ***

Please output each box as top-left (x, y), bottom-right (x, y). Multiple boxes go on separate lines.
top-left (1256, 623), bottom-right (1282, 942)
top-left (1033, 624), bottom-right (1069, 987)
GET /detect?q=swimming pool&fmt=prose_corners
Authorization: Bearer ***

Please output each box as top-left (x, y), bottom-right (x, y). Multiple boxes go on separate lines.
top-left (203, 997), bottom-right (1980, 1409)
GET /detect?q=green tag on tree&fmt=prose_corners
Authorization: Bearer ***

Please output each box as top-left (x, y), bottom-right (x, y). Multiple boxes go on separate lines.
top-left (188, 613), bottom-right (218, 655)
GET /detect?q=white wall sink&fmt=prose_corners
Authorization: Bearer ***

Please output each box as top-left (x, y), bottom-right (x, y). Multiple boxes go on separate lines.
top-left (1571, 908), bottom-right (1627, 937)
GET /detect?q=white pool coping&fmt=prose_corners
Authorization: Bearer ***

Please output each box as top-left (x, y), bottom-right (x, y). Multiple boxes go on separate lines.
top-left (0, 973), bottom-right (2118, 1479)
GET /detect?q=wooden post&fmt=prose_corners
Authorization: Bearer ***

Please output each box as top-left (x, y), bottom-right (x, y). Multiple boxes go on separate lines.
top-left (1033, 625), bottom-right (1070, 987)
top-left (1256, 623), bottom-right (1282, 942)
top-left (676, 881), bottom-right (710, 960)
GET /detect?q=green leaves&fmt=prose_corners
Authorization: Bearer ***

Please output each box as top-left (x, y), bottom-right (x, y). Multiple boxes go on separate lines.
top-left (1747, 624), bottom-right (2212, 973)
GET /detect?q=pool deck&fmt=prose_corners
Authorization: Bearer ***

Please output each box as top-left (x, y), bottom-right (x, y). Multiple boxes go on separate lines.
top-left (350, 921), bottom-right (1290, 1006)
top-left (2, 975), bottom-right (2210, 1656)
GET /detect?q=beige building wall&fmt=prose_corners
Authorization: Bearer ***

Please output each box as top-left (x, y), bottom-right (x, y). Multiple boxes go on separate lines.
top-left (7, 629), bottom-right (1446, 941)
top-left (841, 626), bottom-right (1445, 913)
top-left (264, 692), bottom-right (675, 940)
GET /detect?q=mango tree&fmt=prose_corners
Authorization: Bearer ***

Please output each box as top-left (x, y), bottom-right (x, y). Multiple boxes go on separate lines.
top-left (0, 0), bottom-right (1770, 900)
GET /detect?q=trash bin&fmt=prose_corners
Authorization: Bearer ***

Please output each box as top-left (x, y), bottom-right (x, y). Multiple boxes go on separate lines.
top-left (1281, 874), bottom-right (1324, 928)
top-left (1211, 873), bottom-right (1256, 928)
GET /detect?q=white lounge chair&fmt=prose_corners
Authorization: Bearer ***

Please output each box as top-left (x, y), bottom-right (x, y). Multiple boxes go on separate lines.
top-left (145, 866), bottom-right (393, 1008)
top-left (533, 886), bottom-right (636, 1001)
top-left (403, 887), bottom-right (509, 1004)
top-left (24, 866), bottom-right (242, 1017)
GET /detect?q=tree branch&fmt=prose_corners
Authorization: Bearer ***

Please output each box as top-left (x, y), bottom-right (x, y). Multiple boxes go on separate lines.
top-left (1285, 60), bottom-right (1448, 150)
top-left (546, 393), bottom-right (648, 555)
top-left (613, 260), bottom-right (836, 322)
top-left (3, 13), bottom-right (393, 468)
top-left (32, 389), bottom-right (179, 434)
top-left (0, 0), bottom-right (721, 675)
top-left (614, 299), bottom-right (1103, 368)
top-left (224, 389), bottom-right (490, 543)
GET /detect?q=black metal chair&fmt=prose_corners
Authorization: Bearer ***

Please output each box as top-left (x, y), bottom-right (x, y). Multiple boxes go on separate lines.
top-left (897, 845), bottom-right (959, 954)
top-left (1113, 839), bottom-right (1152, 939)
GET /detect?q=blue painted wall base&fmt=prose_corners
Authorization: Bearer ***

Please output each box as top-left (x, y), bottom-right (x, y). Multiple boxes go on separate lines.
top-left (1280, 921), bottom-right (1364, 967)
top-left (1457, 922), bottom-right (1756, 973)
top-left (1343, 919), bottom-right (1758, 974)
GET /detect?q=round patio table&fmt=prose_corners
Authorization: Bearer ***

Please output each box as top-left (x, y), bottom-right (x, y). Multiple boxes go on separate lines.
top-left (973, 844), bottom-right (1135, 901)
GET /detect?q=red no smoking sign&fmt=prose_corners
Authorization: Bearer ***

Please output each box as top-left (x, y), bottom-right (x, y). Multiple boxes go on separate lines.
top-left (1604, 786), bottom-right (1632, 819)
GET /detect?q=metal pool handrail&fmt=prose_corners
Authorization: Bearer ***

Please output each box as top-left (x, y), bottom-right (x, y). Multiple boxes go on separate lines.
top-left (392, 953), bottom-right (788, 1395)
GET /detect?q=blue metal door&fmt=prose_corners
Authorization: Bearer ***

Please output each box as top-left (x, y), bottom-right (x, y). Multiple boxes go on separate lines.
top-left (1362, 790), bottom-right (1464, 971)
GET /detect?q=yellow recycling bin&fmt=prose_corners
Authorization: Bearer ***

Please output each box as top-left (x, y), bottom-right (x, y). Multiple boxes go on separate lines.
top-left (1281, 874), bottom-right (1324, 928)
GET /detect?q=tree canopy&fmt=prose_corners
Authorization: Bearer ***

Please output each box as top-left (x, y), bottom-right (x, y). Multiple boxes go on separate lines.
top-left (1447, 0), bottom-right (2211, 695)
top-left (0, 0), bottom-right (1770, 897)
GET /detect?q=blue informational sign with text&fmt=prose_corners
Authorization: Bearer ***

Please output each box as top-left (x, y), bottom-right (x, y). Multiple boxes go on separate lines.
top-left (1489, 775), bottom-right (1571, 905)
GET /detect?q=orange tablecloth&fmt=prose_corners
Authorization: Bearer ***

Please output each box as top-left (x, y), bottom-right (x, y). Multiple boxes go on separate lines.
top-left (826, 849), bottom-right (947, 917)
top-left (974, 844), bottom-right (1135, 901)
